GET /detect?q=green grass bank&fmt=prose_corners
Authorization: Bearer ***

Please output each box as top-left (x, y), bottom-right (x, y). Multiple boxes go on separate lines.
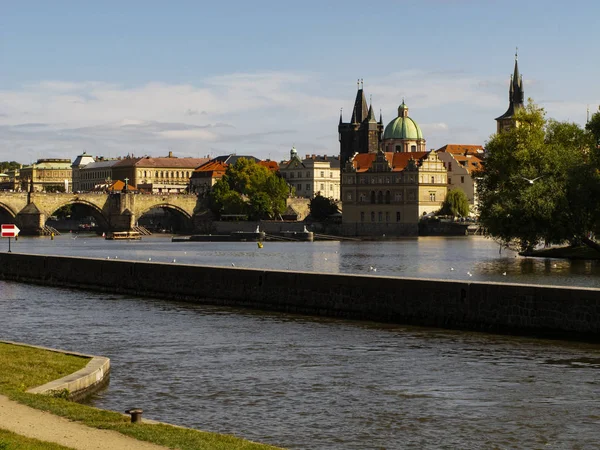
top-left (0, 342), bottom-right (281, 450)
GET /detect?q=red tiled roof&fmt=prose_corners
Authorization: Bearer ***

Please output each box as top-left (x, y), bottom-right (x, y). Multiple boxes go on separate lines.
top-left (449, 153), bottom-right (484, 174)
top-left (258, 160), bottom-right (279, 171)
top-left (436, 144), bottom-right (484, 156)
top-left (352, 152), bottom-right (429, 172)
top-left (113, 157), bottom-right (209, 169)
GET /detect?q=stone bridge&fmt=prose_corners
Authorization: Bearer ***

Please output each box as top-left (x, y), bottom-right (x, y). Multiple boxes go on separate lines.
top-left (0, 192), bottom-right (203, 234)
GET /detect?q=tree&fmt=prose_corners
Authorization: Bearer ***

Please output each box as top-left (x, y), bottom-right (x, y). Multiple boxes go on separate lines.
top-left (209, 158), bottom-right (289, 220)
top-left (309, 194), bottom-right (339, 221)
top-left (438, 189), bottom-right (470, 218)
top-left (0, 161), bottom-right (21, 173)
top-left (477, 100), bottom-right (600, 252)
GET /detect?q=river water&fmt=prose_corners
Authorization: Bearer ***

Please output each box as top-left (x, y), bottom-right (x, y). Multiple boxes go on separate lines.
top-left (1, 235), bottom-right (600, 449)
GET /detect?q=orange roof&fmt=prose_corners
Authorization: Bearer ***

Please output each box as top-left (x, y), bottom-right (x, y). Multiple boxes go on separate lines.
top-left (193, 160), bottom-right (228, 173)
top-left (449, 153), bottom-right (483, 174)
top-left (436, 144), bottom-right (484, 156)
top-left (107, 180), bottom-right (137, 191)
top-left (352, 152), bottom-right (429, 172)
top-left (258, 160), bottom-right (279, 171)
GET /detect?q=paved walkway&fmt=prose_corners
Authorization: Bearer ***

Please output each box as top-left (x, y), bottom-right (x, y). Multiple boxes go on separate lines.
top-left (0, 395), bottom-right (169, 449)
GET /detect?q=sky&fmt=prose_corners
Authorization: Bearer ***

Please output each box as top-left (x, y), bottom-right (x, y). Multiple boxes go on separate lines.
top-left (1, 0), bottom-right (599, 165)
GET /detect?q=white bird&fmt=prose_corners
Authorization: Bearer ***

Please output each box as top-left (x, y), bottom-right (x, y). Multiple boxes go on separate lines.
top-left (106, 256), bottom-right (110, 259)
top-left (114, 256), bottom-right (118, 259)
top-left (372, 268), bottom-right (377, 272)
top-left (450, 267), bottom-right (455, 271)
top-left (467, 271), bottom-right (473, 277)
top-left (552, 263), bottom-right (557, 268)
top-left (184, 251), bottom-right (187, 255)
top-left (231, 263), bottom-right (235, 267)
top-left (147, 257), bottom-right (152, 261)
top-left (502, 272), bottom-right (507, 276)
top-left (369, 266), bottom-right (374, 271)
top-left (172, 259), bottom-right (177, 263)
top-left (324, 258), bottom-right (328, 261)
top-left (520, 175), bottom-right (543, 184)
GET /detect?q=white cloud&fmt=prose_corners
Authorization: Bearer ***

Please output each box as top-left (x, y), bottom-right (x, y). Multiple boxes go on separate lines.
top-left (1, 69), bottom-right (581, 162)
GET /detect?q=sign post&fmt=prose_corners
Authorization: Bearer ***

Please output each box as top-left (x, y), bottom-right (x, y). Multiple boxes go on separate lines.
top-left (1, 224), bottom-right (21, 253)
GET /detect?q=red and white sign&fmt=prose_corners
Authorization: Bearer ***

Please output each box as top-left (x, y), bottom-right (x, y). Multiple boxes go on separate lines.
top-left (1, 224), bottom-right (20, 238)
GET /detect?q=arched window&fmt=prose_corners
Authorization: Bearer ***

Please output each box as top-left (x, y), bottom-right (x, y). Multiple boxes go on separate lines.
top-left (377, 191), bottom-right (383, 204)
top-left (370, 191), bottom-right (376, 204)
top-left (385, 190), bottom-right (391, 204)
top-left (371, 211), bottom-right (375, 222)
top-left (431, 176), bottom-right (435, 183)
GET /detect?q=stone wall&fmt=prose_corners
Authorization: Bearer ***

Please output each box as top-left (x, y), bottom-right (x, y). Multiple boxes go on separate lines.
top-left (1, 253), bottom-right (600, 339)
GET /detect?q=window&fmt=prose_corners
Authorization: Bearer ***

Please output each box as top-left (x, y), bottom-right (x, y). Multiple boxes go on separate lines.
top-left (371, 211), bottom-right (375, 222)
top-left (297, 184), bottom-right (302, 191)
top-left (359, 193), bottom-right (366, 202)
top-left (449, 162), bottom-right (452, 171)
top-left (347, 192), bottom-right (352, 201)
top-left (370, 191), bottom-right (375, 204)
top-left (430, 192), bottom-right (436, 201)
top-left (320, 184), bottom-right (324, 191)
top-left (385, 190), bottom-right (391, 204)
top-left (378, 212), bottom-right (382, 222)
top-left (411, 145), bottom-right (416, 152)
top-left (320, 171), bottom-right (324, 177)
top-left (431, 176), bottom-right (435, 183)
top-left (282, 172), bottom-right (287, 179)
top-left (290, 172), bottom-right (294, 178)
top-left (360, 212), bottom-right (365, 222)
top-left (461, 176), bottom-right (465, 183)
top-left (448, 177), bottom-right (452, 184)
top-left (385, 212), bottom-right (390, 222)
top-left (394, 192), bottom-right (402, 202)
top-left (306, 171), bottom-right (310, 178)
top-left (306, 184), bottom-right (310, 190)
top-left (396, 211), bottom-right (401, 222)
top-left (330, 172), bottom-right (333, 178)
top-left (330, 185), bottom-right (333, 190)
top-left (377, 191), bottom-right (383, 204)
top-left (297, 171), bottom-right (301, 178)
top-left (395, 145), bottom-right (401, 152)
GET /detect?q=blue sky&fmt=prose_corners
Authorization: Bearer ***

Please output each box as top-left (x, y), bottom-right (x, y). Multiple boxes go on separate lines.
top-left (1, 0), bottom-right (599, 164)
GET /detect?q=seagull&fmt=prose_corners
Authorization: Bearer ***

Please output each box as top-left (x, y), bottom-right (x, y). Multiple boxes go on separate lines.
top-left (450, 267), bottom-right (455, 271)
top-left (147, 257), bottom-right (152, 262)
top-left (372, 268), bottom-right (377, 272)
top-left (520, 176), bottom-right (543, 184)
top-left (324, 258), bottom-right (328, 261)
top-left (231, 263), bottom-right (235, 267)
top-left (467, 271), bottom-right (473, 277)
top-left (106, 256), bottom-right (110, 259)
top-left (172, 258), bottom-right (176, 263)
top-left (502, 272), bottom-right (507, 276)
top-left (114, 256), bottom-right (118, 259)
top-left (369, 266), bottom-right (374, 271)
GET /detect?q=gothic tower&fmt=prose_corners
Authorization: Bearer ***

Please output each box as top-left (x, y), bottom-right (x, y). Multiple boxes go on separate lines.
top-left (338, 80), bottom-right (384, 166)
top-left (495, 50), bottom-right (525, 133)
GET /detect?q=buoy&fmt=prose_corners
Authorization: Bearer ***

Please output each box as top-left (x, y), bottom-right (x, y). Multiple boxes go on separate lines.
top-left (257, 242), bottom-right (263, 248)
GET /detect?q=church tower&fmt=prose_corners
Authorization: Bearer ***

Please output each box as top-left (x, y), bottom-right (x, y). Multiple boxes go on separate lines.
top-left (339, 80), bottom-right (384, 166)
top-left (495, 50), bottom-right (525, 133)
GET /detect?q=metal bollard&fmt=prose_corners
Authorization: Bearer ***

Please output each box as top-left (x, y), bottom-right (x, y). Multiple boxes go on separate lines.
top-left (125, 408), bottom-right (143, 423)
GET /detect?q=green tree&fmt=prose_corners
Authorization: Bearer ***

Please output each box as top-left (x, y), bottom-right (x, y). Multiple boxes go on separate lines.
top-left (477, 100), bottom-right (599, 252)
top-left (209, 158), bottom-right (289, 220)
top-left (0, 161), bottom-right (21, 173)
top-left (438, 189), bottom-right (470, 218)
top-left (309, 194), bottom-right (339, 220)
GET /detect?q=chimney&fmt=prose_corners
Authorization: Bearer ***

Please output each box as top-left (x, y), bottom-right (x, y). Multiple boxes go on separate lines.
top-left (305, 154), bottom-right (310, 159)
top-left (168, 151), bottom-right (173, 158)
top-left (324, 154), bottom-right (327, 159)
top-left (312, 154), bottom-right (316, 159)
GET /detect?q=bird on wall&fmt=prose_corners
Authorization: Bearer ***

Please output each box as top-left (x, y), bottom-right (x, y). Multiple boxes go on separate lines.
top-left (520, 176), bottom-right (543, 184)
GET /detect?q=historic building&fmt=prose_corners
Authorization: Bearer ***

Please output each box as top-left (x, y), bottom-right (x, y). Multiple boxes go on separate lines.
top-left (19, 159), bottom-right (73, 192)
top-left (338, 81), bottom-right (384, 166)
top-left (189, 154), bottom-right (263, 195)
top-left (495, 52), bottom-right (525, 133)
top-left (436, 145), bottom-right (484, 215)
top-left (112, 152), bottom-right (208, 193)
top-left (382, 101), bottom-right (427, 152)
top-left (280, 147), bottom-right (341, 200)
top-left (341, 150), bottom-right (447, 236)
top-left (79, 159), bottom-right (120, 191)
top-left (71, 152), bottom-right (96, 192)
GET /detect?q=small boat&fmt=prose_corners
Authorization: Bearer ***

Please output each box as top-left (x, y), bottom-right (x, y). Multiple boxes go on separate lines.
top-left (105, 231), bottom-right (142, 240)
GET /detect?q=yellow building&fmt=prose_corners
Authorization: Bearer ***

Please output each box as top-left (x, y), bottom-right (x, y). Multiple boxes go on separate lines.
top-left (280, 147), bottom-right (341, 200)
top-left (19, 159), bottom-right (72, 192)
top-left (341, 149), bottom-right (447, 236)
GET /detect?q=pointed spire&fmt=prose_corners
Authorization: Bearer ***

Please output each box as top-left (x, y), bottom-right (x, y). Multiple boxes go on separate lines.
top-left (339, 107), bottom-right (343, 125)
top-left (368, 103), bottom-right (376, 122)
top-left (379, 109), bottom-right (383, 124)
top-left (351, 79), bottom-right (369, 123)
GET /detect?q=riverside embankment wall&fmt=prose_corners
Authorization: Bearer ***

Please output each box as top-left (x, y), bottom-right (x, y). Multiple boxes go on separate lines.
top-left (1, 253), bottom-right (600, 339)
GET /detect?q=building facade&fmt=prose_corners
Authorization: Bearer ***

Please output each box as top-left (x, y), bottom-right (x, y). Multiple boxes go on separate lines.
top-left (79, 159), bottom-right (120, 191)
top-left (495, 52), bottom-right (525, 133)
top-left (436, 145), bottom-right (484, 215)
top-left (280, 147), bottom-right (341, 200)
top-left (71, 152), bottom-right (96, 192)
top-left (112, 153), bottom-right (208, 193)
top-left (19, 159), bottom-right (72, 192)
top-left (341, 150), bottom-right (447, 236)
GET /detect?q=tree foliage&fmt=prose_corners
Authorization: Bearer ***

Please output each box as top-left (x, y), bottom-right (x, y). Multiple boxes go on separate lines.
top-left (309, 194), bottom-right (339, 220)
top-left (0, 161), bottom-right (21, 173)
top-left (209, 158), bottom-right (289, 220)
top-left (438, 189), bottom-right (470, 218)
top-left (477, 100), bottom-right (599, 252)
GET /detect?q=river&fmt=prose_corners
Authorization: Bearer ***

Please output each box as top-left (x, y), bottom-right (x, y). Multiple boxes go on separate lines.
top-left (1, 235), bottom-right (600, 449)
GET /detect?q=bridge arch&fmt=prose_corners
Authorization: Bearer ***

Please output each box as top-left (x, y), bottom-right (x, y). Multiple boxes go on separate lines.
top-left (46, 199), bottom-right (110, 231)
top-left (136, 203), bottom-right (194, 232)
top-left (0, 202), bottom-right (18, 219)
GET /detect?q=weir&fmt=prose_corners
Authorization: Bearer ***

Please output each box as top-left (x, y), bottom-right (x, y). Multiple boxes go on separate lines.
top-left (1, 253), bottom-right (600, 340)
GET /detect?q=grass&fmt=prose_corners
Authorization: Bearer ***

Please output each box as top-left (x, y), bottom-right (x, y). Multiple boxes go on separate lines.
top-left (0, 342), bottom-right (282, 450)
top-left (0, 428), bottom-right (74, 450)
top-left (523, 245), bottom-right (600, 260)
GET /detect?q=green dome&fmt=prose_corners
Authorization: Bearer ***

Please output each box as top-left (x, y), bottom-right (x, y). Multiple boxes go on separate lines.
top-left (383, 102), bottom-right (423, 140)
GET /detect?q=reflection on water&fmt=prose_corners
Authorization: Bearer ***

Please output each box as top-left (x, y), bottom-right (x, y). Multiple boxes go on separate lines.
top-left (7, 234), bottom-right (600, 288)
top-left (1, 281), bottom-right (599, 449)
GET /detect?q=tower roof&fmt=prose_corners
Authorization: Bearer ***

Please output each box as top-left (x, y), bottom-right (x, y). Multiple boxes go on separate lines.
top-left (351, 82), bottom-right (369, 123)
top-left (496, 51), bottom-right (525, 121)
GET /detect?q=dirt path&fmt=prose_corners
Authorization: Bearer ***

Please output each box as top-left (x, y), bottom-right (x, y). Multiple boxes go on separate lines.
top-left (0, 395), bottom-right (170, 450)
